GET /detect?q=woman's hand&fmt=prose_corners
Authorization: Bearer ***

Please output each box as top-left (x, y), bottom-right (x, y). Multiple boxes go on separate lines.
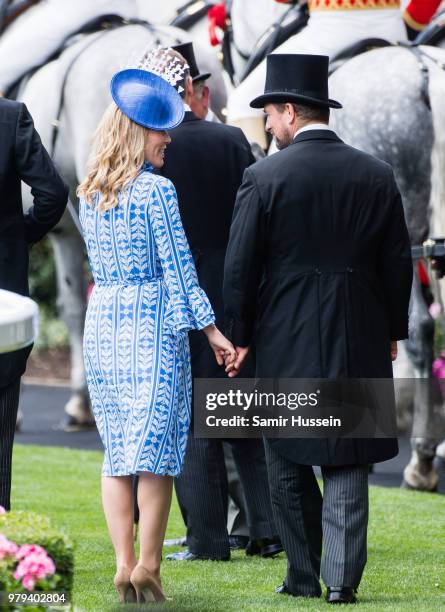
top-left (203, 324), bottom-right (237, 369)
top-left (226, 346), bottom-right (250, 378)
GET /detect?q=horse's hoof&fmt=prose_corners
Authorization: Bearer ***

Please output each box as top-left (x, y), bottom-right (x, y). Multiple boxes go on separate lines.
top-left (403, 451), bottom-right (439, 492)
top-left (54, 414), bottom-right (96, 433)
top-left (62, 395), bottom-right (94, 430)
top-left (401, 478), bottom-right (438, 492)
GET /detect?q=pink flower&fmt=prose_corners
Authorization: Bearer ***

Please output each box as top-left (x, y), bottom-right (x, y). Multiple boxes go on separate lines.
top-left (22, 575), bottom-right (36, 591)
top-left (0, 506), bottom-right (6, 514)
top-left (13, 544), bottom-right (56, 591)
top-left (0, 534), bottom-right (18, 559)
top-left (15, 544), bottom-right (46, 560)
top-left (433, 357), bottom-right (445, 379)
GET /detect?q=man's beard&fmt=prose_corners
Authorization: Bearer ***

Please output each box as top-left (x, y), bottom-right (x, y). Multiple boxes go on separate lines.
top-left (275, 130), bottom-right (293, 150)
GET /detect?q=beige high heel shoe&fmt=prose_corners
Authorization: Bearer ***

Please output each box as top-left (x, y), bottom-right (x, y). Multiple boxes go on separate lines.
top-left (130, 564), bottom-right (166, 603)
top-left (113, 566), bottom-right (136, 603)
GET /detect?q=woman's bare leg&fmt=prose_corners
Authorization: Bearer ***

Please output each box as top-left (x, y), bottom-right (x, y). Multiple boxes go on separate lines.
top-left (137, 472), bottom-right (173, 581)
top-left (101, 475), bottom-right (137, 571)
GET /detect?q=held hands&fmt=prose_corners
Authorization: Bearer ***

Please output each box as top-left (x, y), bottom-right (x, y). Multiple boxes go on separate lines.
top-left (203, 336), bottom-right (398, 374)
top-left (225, 346), bottom-right (250, 378)
top-left (204, 324), bottom-right (237, 370)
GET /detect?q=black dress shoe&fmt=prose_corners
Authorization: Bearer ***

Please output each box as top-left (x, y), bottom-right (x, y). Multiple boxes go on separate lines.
top-left (276, 583), bottom-right (321, 598)
top-left (166, 549), bottom-right (229, 561)
top-left (261, 536), bottom-right (284, 558)
top-left (275, 583), bottom-right (293, 595)
top-left (326, 587), bottom-right (357, 604)
top-left (229, 535), bottom-right (249, 550)
top-left (246, 536), bottom-right (283, 558)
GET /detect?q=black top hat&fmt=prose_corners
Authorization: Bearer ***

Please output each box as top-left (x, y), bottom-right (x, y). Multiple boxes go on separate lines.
top-left (250, 54), bottom-right (342, 110)
top-left (172, 42), bottom-right (211, 83)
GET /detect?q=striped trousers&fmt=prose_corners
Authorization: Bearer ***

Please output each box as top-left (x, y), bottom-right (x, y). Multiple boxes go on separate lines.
top-left (265, 440), bottom-right (369, 597)
top-left (175, 436), bottom-right (276, 558)
top-left (0, 378), bottom-right (21, 511)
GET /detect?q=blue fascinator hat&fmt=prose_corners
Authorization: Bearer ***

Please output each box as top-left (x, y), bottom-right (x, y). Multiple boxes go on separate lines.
top-left (110, 68), bottom-right (184, 130)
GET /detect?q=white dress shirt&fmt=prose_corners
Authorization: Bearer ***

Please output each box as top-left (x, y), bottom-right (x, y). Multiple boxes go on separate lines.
top-left (294, 123), bottom-right (333, 139)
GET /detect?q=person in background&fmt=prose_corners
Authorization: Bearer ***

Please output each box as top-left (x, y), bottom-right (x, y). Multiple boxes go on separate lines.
top-left (0, 98), bottom-right (68, 511)
top-left (161, 43), bottom-right (280, 562)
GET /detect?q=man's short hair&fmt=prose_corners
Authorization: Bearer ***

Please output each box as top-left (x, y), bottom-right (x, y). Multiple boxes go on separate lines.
top-left (275, 102), bottom-right (330, 124)
top-left (192, 80), bottom-right (207, 100)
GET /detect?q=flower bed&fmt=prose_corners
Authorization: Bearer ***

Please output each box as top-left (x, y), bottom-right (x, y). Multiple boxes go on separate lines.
top-left (0, 507), bottom-right (74, 610)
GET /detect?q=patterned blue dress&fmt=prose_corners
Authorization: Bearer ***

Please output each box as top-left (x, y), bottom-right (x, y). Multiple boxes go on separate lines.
top-left (80, 163), bottom-right (215, 477)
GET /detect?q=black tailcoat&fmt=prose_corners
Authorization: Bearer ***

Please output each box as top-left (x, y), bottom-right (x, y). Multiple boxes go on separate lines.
top-left (162, 111), bottom-right (255, 376)
top-left (223, 130), bottom-right (413, 466)
top-left (0, 99), bottom-right (68, 388)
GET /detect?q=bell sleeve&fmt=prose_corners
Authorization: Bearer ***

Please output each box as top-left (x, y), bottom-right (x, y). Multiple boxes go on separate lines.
top-left (148, 176), bottom-right (215, 333)
top-left (223, 167), bottom-right (266, 347)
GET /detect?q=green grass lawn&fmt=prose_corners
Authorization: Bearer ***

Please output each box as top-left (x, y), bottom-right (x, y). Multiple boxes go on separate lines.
top-left (9, 444), bottom-right (445, 611)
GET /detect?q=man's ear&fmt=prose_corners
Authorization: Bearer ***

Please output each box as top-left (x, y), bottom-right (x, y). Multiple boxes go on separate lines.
top-left (286, 102), bottom-right (296, 125)
top-left (202, 85), bottom-right (210, 109)
top-left (186, 76), bottom-right (194, 99)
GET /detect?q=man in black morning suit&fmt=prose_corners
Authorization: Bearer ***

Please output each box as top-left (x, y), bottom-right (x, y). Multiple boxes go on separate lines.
top-left (0, 98), bottom-right (68, 510)
top-left (161, 43), bottom-right (278, 561)
top-left (224, 55), bottom-right (413, 602)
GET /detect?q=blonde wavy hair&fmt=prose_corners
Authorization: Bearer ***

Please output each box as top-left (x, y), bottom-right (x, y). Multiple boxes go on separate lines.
top-left (77, 103), bottom-right (146, 212)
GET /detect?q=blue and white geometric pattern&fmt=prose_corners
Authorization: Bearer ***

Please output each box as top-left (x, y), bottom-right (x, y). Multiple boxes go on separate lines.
top-left (80, 164), bottom-right (215, 476)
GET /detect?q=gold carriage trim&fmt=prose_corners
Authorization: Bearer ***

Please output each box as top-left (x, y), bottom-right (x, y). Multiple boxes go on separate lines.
top-left (309, 0), bottom-right (400, 11)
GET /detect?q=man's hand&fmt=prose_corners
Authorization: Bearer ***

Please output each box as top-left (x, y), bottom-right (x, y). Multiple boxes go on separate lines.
top-left (225, 346), bottom-right (250, 377)
top-left (391, 341), bottom-right (398, 361)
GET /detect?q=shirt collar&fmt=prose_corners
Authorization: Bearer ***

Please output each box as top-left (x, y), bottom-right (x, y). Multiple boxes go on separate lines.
top-left (205, 107), bottom-right (215, 123)
top-left (293, 123), bottom-right (332, 139)
top-left (183, 103), bottom-right (192, 112)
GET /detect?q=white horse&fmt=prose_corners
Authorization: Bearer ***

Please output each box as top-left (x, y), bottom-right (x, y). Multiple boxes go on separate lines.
top-left (18, 18), bottom-right (227, 426)
top-left (328, 43), bottom-right (445, 491)
top-left (170, 2), bottom-right (445, 490)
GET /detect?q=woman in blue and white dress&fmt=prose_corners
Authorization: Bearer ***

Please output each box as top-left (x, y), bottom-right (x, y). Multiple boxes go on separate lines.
top-left (77, 67), bottom-right (236, 604)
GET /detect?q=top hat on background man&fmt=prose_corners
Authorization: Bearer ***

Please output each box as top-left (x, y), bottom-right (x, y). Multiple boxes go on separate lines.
top-left (172, 42), bottom-right (211, 83)
top-left (250, 54), bottom-right (342, 110)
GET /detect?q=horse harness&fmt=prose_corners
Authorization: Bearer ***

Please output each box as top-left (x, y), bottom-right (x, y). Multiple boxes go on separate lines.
top-left (328, 36), bottom-right (445, 112)
top-left (0, 0), bottom-right (39, 34)
top-left (170, 0), bottom-right (212, 30)
top-left (399, 43), bottom-right (445, 111)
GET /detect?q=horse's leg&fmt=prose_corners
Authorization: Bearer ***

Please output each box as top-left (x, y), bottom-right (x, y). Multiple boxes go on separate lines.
top-left (402, 50), bottom-right (445, 480)
top-left (403, 273), bottom-right (439, 491)
top-left (49, 210), bottom-right (92, 426)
